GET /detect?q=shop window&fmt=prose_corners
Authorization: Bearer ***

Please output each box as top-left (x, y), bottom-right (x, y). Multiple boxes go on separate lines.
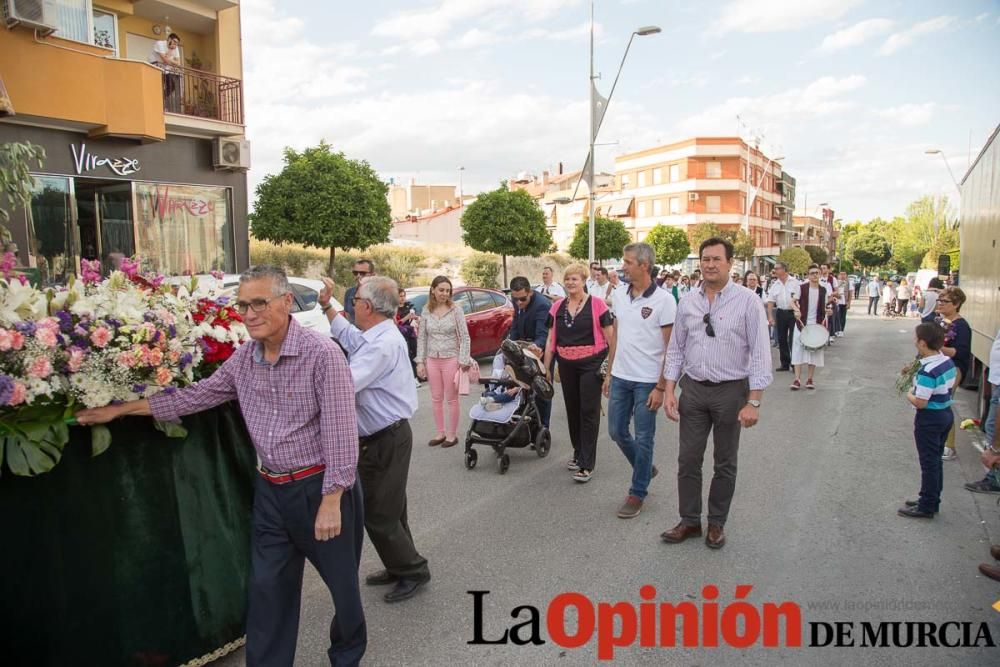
top-left (134, 183), bottom-right (235, 276)
top-left (27, 176), bottom-right (74, 286)
top-left (706, 162), bottom-right (722, 178)
top-left (706, 195), bottom-right (721, 213)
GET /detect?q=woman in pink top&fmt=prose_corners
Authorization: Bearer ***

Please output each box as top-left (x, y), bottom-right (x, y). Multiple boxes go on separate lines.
top-left (416, 276), bottom-right (471, 447)
top-left (543, 264), bottom-right (616, 482)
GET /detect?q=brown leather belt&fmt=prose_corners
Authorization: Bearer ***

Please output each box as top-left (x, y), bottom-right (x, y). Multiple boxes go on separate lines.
top-left (258, 464), bottom-right (326, 484)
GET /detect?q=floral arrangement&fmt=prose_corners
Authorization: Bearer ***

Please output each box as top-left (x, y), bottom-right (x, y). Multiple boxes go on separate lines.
top-left (895, 359), bottom-right (922, 395)
top-left (0, 260), bottom-right (249, 477)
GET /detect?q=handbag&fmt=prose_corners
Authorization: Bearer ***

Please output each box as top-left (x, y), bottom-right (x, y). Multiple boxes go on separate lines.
top-left (454, 365), bottom-right (479, 395)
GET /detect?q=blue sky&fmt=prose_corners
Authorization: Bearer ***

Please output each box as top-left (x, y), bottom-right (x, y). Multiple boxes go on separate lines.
top-left (241, 0), bottom-right (1000, 222)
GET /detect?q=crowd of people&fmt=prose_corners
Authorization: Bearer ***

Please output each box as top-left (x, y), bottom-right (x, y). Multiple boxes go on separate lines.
top-left (71, 242), bottom-right (1000, 664)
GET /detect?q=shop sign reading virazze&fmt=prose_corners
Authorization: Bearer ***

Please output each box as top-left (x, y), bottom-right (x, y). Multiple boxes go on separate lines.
top-left (70, 143), bottom-right (141, 177)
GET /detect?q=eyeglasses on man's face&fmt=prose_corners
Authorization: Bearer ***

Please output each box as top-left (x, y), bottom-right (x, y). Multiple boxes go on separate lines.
top-left (352, 270), bottom-right (370, 277)
top-left (235, 295), bottom-right (283, 314)
top-left (512, 294), bottom-right (531, 303)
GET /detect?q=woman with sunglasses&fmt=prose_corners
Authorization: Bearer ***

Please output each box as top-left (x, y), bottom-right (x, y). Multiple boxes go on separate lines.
top-left (936, 287), bottom-right (971, 461)
top-left (543, 263), bottom-right (616, 483)
top-left (415, 276), bottom-right (471, 448)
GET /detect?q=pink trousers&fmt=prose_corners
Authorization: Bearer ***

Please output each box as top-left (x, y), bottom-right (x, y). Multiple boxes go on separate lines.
top-left (426, 356), bottom-right (460, 438)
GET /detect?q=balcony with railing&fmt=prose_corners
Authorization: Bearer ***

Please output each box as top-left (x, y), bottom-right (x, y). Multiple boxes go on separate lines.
top-left (161, 65), bottom-right (243, 126)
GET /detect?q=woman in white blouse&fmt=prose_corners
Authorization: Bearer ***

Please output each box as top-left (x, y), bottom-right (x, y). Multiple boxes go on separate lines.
top-left (416, 276), bottom-right (472, 447)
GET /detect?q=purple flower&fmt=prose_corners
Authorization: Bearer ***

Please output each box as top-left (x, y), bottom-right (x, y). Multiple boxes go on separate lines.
top-left (151, 330), bottom-right (161, 343)
top-left (132, 384), bottom-right (147, 394)
top-left (56, 310), bottom-right (74, 333)
top-left (0, 374), bottom-right (13, 406)
top-left (179, 352), bottom-right (193, 369)
top-left (215, 295), bottom-right (230, 306)
top-left (162, 387), bottom-right (176, 395)
top-left (168, 324), bottom-right (177, 338)
top-left (14, 321), bottom-right (35, 335)
top-left (144, 311), bottom-right (156, 322)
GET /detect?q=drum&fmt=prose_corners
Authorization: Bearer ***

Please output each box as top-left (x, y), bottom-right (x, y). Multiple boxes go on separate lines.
top-left (800, 324), bottom-right (829, 350)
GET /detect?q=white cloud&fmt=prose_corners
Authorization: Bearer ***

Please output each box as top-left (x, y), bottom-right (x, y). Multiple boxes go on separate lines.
top-left (879, 16), bottom-right (955, 56)
top-left (974, 12), bottom-right (990, 23)
top-left (371, 0), bottom-right (581, 39)
top-left (818, 18), bottom-right (894, 53)
top-left (875, 103), bottom-right (936, 127)
top-left (737, 75), bottom-right (760, 85)
top-left (642, 73), bottom-right (710, 89)
top-left (710, 0), bottom-right (864, 35)
top-left (457, 28), bottom-right (500, 49)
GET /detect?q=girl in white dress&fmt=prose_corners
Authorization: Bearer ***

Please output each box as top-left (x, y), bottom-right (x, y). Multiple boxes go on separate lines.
top-left (791, 265), bottom-right (826, 390)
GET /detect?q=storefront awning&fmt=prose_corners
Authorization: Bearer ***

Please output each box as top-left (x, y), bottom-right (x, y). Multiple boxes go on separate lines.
top-left (761, 256), bottom-right (777, 265)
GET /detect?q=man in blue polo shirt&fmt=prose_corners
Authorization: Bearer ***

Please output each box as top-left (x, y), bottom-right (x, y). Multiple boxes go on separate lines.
top-left (508, 276), bottom-right (552, 427)
top-left (602, 243), bottom-right (676, 519)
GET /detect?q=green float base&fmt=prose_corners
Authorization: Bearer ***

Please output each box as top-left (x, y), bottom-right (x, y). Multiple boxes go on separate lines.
top-left (0, 403), bottom-right (256, 667)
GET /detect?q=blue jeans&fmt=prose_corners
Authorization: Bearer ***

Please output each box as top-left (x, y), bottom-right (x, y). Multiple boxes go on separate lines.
top-left (986, 383), bottom-right (999, 444)
top-left (607, 376), bottom-right (658, 500)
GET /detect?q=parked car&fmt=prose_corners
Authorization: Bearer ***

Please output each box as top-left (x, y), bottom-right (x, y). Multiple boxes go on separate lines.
top-left (405, 286), bottom-right (513, 358)
top-left (216, 275), bottom-right (342, 336)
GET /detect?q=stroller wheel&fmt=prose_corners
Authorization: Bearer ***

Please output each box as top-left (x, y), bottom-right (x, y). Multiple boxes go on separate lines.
top-left (497, 453), bottom-right (510, 475)
top-left (534, 427), bottom-right (551, 458)
top-left (465, 449), bottom-right (478, 470)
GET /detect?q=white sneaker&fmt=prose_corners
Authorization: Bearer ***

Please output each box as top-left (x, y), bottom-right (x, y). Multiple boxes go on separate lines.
top-left (573, 469), bottom-right (593, 483)
top-left (567, 458), bottom-right (580, 471)
top-left (942, 448), bottom-right (957, 461)
top-left (414, 378), bottom-right (422, 388)
top-left (479, 397), bottom-right (489, 407)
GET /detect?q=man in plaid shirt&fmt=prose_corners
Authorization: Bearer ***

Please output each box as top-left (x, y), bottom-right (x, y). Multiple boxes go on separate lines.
top-left (77, 265), bottom-right (366, 666)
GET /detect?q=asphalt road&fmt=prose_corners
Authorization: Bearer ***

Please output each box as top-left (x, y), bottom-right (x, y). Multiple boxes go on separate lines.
top-left (214, 302), bottom-right (1000, 666)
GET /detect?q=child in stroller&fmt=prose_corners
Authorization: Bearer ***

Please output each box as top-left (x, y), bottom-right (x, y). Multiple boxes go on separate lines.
top-left (464, 340), bottom-right (554, 474)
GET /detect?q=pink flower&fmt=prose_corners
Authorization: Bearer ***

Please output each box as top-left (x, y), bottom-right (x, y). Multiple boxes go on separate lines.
top-left (28, 356), bottom-right (53, 379)
top-left (117, 351), bottom-right (138, 368)
top-left (10, 331), bottom-right (24, 350)
top-left (0, 329), bottom-right (11, 351)
top-left (120, 257), bottom-right (139, 277)
top-left (9, 382), bottom-right (27, 406)
top-left (90, 327), bottom-right (112, 348)
top-left (80, 258), bottom-right (102, 284)
top-left (148, 347), bottom-right (164, 366)
top-left (67, 348), bottom-right (86, 373)
top-left (35, 328), bottom-right (57, 348)
top-left (155, 366), bottom-right (172, 386)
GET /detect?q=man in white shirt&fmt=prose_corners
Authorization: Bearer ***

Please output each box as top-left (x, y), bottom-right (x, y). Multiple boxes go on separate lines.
top-left (585, 261), bottom-right (602, 295)
top-left (536, 266), bottom-right (566, 299)
top-left (820, 264), bottom-right (839, 340)
top-left (964, 328), bottom-right (1000, 495)
top-left (149, 33), bottom-right (182, 110)
top-left (602, 243), bottom-right (675, 519)
top-left (836, 270), bottom-right (851, 336)
top-left (867, 276), bottom-right (882, 315)
top-left (766, 261), bottom-right (798, 371)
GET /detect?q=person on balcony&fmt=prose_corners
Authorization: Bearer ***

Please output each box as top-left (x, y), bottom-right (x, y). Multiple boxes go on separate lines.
top-left (150, 33), bottom-right (182, 112)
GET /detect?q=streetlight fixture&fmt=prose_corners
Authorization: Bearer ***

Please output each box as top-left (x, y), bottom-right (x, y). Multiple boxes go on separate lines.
top-left (458, 166), bottom-right (465, 207)
top-left (924, 148), bottom-right (961, 197)
top-left (743, 151), bottom-right (783, 271)
top-left (564, 2), bottom-right (660, 262)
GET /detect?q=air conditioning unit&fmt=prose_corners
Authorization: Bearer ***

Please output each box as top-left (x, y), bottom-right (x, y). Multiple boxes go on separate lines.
top-left (213, 137), bottom-right (251, 170)
top-left (688, 192), bottom-right (700, 201)
top-left (3, 0), bottom-right (57, 34)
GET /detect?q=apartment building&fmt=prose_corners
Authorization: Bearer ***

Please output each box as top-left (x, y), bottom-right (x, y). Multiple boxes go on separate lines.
top-left (612, 137), bottom-right (784, 265)
top-left (1, 0), bottom-right (248, 284)
top-left (776, 171), bottom-right (796, 250)
top-left (792, 207), bottom-right (837, 259)
top-left (388, 179), bottom-right (460, 221)
top-left (510, 167), bottom-right (615, 251)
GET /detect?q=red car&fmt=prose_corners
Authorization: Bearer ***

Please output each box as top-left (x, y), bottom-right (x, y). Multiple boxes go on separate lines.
top-left (404, 286), bottom-right (514, 358)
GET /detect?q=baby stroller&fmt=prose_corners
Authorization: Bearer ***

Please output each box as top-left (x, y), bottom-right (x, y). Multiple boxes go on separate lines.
top-left (464, 339), bottom-right (555, 474)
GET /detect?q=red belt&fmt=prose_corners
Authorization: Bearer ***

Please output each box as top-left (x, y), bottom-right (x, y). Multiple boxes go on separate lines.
top-left (258, 464), bottom-right (326, 485)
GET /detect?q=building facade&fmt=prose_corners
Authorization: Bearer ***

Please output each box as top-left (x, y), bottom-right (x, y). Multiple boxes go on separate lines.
top-left (1, 0), bottom-right (248, 284)
top-left (612, 137), bottom-right (784, 264)
top-left (791, 207), bottom-right (836, 260)
top-left (388, 179), bottom-right (459, 221)
top-left (776, 171), bottom-right (796, 250)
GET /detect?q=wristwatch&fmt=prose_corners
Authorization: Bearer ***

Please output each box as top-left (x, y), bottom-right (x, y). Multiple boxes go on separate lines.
top-left (321, 302), bottom-right (333, 313)
top-left (747, 399), bottom-right (761, 408)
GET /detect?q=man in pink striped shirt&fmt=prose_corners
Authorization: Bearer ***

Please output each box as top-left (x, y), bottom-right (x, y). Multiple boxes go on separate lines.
top-left (77, 266), bottom-right (366, 666)
top-left (661, 237), bottom-right (772, 550)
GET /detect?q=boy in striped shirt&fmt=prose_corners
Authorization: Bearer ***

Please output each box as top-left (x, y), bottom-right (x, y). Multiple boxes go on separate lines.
top-left (899, 323), bottom-right (958, 518)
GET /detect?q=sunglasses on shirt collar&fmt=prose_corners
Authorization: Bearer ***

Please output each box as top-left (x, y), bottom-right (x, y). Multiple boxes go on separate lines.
top-left (703, 313), bottom-right (716, 337)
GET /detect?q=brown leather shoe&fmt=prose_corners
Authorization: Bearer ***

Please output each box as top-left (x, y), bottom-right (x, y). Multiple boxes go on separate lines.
top-left (991, 545), bottom-right (1000, 561)
top-left (428, 436), bottom-right (446, 447)
top-left (441, 438), bottom-right (458, 448)
top-left (979, 563), bottom-right (1000, 582)
top-left (660, 522), bottom-right (702, 543)
top-left (705, 523), bottom-right (726, 549)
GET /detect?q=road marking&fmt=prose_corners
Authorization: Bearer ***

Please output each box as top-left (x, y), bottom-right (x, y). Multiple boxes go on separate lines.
top-left (993, 599), bottom-right (1000, 613)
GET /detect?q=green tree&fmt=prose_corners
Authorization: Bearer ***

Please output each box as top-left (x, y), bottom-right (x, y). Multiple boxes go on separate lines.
top-left (803, 245), bottom-right (828, 265)
top-left (0, 141), bottom-right (46, 242)
top-left (776, 247), bottom-right (811, 275)
top-left (567, 216), bottom-right (631, 263)
top-left (645, 224), bottom-right (690, 266)
top-left (688, 222), bottom-right (727, 250)
top-left (729, 229), bottom-right (755, 263)
top-left (249, 141), bottom-right (391, 276)
top-left (460, 185), bottom-right (551, 286)
top-left (849, 233), bottom-right (891, 270)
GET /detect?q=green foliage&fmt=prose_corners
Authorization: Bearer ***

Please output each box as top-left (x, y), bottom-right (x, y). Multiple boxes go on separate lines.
top-left (803, 245), bottom-right (828, 265)
top-left (461, 186), bottom-right (551, 284)
top-left (776, 247), bottom-right (811, 275)
top-left (249, 239), bottom-right (326, 275)
top-left (0, 403), bottom-right (70, 476)
top-left (0, 141), bottom-right (46, 239)
top-left (688, 222), bottom-right (727, 250)
top-left (249, 141), bottom-right (391, 275)
top-left (461, 252), bottom-right (501, 289)
top-left (645, 224), bottom-right (691, 266)
top-left (729, 229), bottom-right (755, 262)
top-left (567, 217), bottom-right (632, 262)
top-left (849, 233), bottom-right (892, 269)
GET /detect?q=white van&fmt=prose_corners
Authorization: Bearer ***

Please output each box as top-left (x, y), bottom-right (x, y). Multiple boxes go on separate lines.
top-left (906, 269), bottom-right (938, 291)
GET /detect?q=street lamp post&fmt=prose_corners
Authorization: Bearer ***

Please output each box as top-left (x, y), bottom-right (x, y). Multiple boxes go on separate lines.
top-left (924, 149), bottom-right (961, 197)
top-left (458, 166), bottom-right (465, 207)
top-left (577, 1), bottom-right (659, 262)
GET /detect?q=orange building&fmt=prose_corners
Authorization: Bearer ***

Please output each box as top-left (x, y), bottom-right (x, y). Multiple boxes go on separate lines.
top-left (611, 137), bottom-right (786, 264)
top-left (1, 0), bottom-right (249, 283)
